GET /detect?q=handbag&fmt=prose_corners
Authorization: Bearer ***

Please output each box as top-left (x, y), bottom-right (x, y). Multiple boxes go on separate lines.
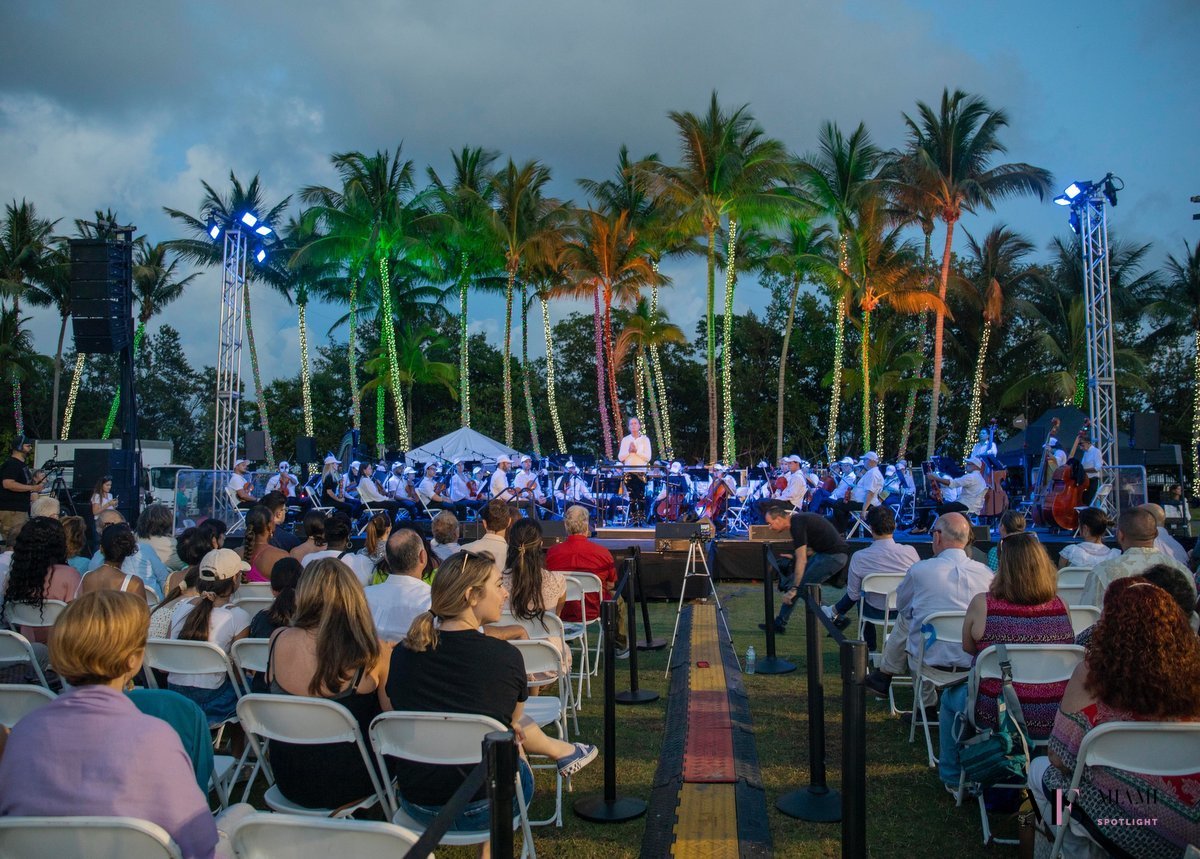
top-left (957, 643), bottom-right (1032, 787)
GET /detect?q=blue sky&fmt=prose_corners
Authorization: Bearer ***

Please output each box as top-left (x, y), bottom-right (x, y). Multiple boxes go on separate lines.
top-left (1, 0), bottom-right (1196, 381)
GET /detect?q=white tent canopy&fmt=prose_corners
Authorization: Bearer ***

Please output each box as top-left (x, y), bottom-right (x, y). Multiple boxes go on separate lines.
top-left (404, 427), bottom-right (520, 465)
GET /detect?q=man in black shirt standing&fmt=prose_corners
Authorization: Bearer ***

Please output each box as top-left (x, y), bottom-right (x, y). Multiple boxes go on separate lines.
top-left (0, 434), bottom-right (45, 546)
top-left (760, 504), bottom-right (850, 634)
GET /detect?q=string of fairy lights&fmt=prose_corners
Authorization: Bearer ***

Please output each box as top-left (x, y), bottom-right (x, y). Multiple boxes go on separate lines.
top-left (721, 219), bottom-right (739, 464)
top-left (541, 292), bottom-right (566, 452)
top-left (378, 255), bottom-right (410, 452)
top-left (60, 353), bottom-right (86, 440)
top-left (298, 302), bottom-right (314, 438)
top-left (962, 321), bottom-right (991, 459)
top-left (825, 234), bottom-right (850, 463)
top-left (459, 254), bottom-right (471, 429)
top-left (649, 275), bottom-right (674, 459)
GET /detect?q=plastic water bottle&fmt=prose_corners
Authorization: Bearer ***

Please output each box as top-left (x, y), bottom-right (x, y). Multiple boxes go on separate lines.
top-left (745, 645), bottom-right (757, 675)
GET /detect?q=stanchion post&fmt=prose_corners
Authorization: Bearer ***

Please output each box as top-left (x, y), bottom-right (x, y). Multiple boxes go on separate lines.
top-left (840, 639), bottom-right (869, 858)
top-left (776, 584), bottom-right (841, 821)
top-left (573, 599), bottom-right (648, 823)
top-left (616, 560), bottom-right (659, 704)
top-left (756, 543), bottom-right (796, 674)
top-left (631, 546), bottom-right (665, 650)
top-left (485, 731), bottom-right (516, 859)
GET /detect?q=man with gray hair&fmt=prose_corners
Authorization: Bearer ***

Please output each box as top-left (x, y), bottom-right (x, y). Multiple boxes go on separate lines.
top-left (29, 495), bottom-right (61, 519)
top-left (546, 504), bottom-right (626, 654)
top-left (365, 528), bottom-right (432, 642)
top-left (1141, 503), bottom-right (1189, 567)
top-left (1081, 506), bottom-right (1192, 607)
top-left (864, 513), bottom-right (993, 711)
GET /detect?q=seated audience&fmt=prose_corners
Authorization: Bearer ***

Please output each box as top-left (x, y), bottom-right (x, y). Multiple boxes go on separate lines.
top-left (260, 490), bottom-right (301, 552)
top-left (460, 498), bottom-right (511, 578)
top-left (939, 532), bottom-right (1074, 790)
top-left (546, 505), bottom-right (623, 650)
top-left (29, 495), bottom-right (60, 519)
top-left (358, 511), bottom-right (392, 574)
top-left (1028, 577), bottom-right (1200, 858)
top-left (264, 557), bottom-right (393, 810)
top-left (986, 509), bottom-right (1026, 572)
top-left (822, 505), bottom-right (919, 649)
top-left (137, 503), bottom-right (184, 570)
top-left (248, 555), bottom-right (302, 639)
top-left (198, 517), bottom-right (228, 551)
top-left (503, 517), bottom-right (569, 671)
top-left (1057, 508), bottom-right (1119, 570)
top-left (1141, 502), bottom-right (1190, 567)
top-left (168, 548), bottom-right (250, 724)
top-left (386, 551), bottom-right (596, 842)
top-left (1, 516), bottom-right (81, 643)
top-left (60, 514), bottom-right (91, 574)
top-left (289, 509), bottom-right (327, 563)
top-left (429, 509), bottom-right (462, 562)
top-left (77, 523), bottom-right (148, 602)
top-left (300, 513), bottom-right (374, 585)
top-left (365, 528), bottom-right (431, 642)
top-left (1076, 563), bottom-right (1199, 647)
top-left (125, 686), bottom-right (216, 791)
top-left (240, 505), bottom-right (289, 583)
top-left (1081, 507), bottom-right (1193, 608)
top-left (0, 590), bottom-right (220, 858)
top-left (86, 509), bottom-right (168, 597)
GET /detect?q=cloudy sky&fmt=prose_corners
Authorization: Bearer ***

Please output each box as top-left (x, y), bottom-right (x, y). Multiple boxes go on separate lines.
top-left (2, 0), bottom-right (1196, 382)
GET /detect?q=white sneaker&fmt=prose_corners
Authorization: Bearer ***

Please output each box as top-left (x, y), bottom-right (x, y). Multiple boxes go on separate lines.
top-left (820, 605), bottom-right (835, 621)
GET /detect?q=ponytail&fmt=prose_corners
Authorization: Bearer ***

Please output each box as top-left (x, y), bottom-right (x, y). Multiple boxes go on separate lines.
top-left (151, 565), bottom-right (200, 618)
top-left (241, 506), bottom-right (272, 568)
top-left (178, 577), bottom-right (236, 641)
top-left (403, 611), bottom-right (439, 652)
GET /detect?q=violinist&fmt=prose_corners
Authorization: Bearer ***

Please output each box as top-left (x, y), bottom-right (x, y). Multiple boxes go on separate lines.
top-left (927, 456), bottom-right (988, 517)
top-left (265, 461), bottom-right (298, 498)
top-left (358, 461), bottom-right (404, 519)
top-left (383, 461), bottom-right (405, 499)
top-left (448, 459), bottom-right (483, 519)
top-left (832, 451), bottom-right (883, 534)
top-left (512, 454), bottom-right (545, 520)
top-left (418, 463), bottom-right (453, 512)
top-left (319, 455), bottom-right (358, 517)
top-left (757, 456), bottom-right (806, 520)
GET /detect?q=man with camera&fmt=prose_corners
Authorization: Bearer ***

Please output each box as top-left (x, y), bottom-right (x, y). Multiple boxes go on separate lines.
top-left (0, 434), bottom-right (46, 545)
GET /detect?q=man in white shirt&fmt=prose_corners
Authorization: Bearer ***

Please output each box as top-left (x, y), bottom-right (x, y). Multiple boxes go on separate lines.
top-left (865, 512), bottom-right (993, 708)
top-left (618, 417), bottom-right (651, 468)
top-left (383, 462), bottom-right (405, 499)
top-left (555, 461), bottom-right (594, 513)
top-left (417, 464), bottom-right (453, 512)
top-left (264, 461), bottom-right (297, 497)
top-left (834, 451), bottom-right (883, 533)
top-left (365, 528), bottom-right (432, 642)
top-left (489, 456), bottom-right (514, 501)
top-left (227, 459), bottom-right (256, 508)
top-left (759, 456), bottom-right (806, 520)
top-left (460, 498), bottom-right (511, 579)
top-left (970, 429), bottom-right (997, 460)
top-left (1081, 506), bottom-right (1193, 607)
top-left (448, 460), bottom-right (482, 519)
top-left (928, 456), bottom-right (988, 516)
top-left (1047, 439), bottom-right (1067, 469)
top-left (511, 455), bottom-right (546, 520)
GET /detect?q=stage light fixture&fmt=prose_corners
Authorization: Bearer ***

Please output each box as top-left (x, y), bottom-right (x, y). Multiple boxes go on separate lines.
top-left (1102, 174), bottom-right (1121, 208)
top-left (207, 219), bottom-right (222, 240)
top-left (1068, 209), bottom-right (1081, 234)
top-left (240, 212), bottom-right (259, 228)
top-left (1065, 182), bottom-right (1086, 200)
top-left (254, 246), bottom-right (267, 264)
top-left (1054, 194), bottom-right (1071, 206)
top-left (254, 224), bottom-right (272, 236)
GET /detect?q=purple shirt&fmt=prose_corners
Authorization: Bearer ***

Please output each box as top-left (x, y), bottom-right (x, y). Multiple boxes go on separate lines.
top-left (0, 685), bottom-right (217, 859)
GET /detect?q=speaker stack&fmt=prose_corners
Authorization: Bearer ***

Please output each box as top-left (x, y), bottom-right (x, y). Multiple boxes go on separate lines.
top-left (69, 240), bottom-right (133, 353)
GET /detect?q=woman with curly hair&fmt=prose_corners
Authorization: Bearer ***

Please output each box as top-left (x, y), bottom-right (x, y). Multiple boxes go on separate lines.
top-left (1028, 576), bottom-right (1200, 858)
top-left (77, 523), bottom-right (148, 602)
top-left (1, 517), bottom-right (81, 643)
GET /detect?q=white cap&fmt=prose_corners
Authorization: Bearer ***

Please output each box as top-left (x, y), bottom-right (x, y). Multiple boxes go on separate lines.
top-left (496, 455), bottom-right (512, 465)
top-left (234, 458), bottom-right (251, 467)
top-left (323, 454), bottom-right (338, 466)
top-left (712, 462), bottom-right (726, 472)
top-left (425, 463), bottom-right (437, 471)
top-left (520, 454), bottom-right (533, 463)
top-left (403, 466), bottom-right (417, 475)
top-left (896, 459), bottom-right (908, 468)
top-left (839, 457), bottom-right (855, 466)
top-left (670, 461), bottom-right (683, 474)
top-left (1048, 437), bottom-right (1059, 447)
top-left (885, 464), bottom-right (897, 476)
top-left (787, 455), bottom-right (802, 463)
top-left (350, 460), bottom-right (360, 469)
top-left (967, 456), bottom-right (984, 469)
top-left (472, 466), bottom-right (483, 475)
top-left (565, 460), bottom-right (577, 470)
top-left (277, 461), bottom-right (289, 471)
top-left (863, 451), bottom-right (879, 462)
top-left (391, 461), bottom-right (403, 471)
top-left (199, 548), bottom-right (249, 582)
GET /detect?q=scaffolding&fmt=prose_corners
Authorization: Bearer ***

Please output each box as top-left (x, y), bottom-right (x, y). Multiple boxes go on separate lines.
top-left (212, 227), bottom-right (247, 519)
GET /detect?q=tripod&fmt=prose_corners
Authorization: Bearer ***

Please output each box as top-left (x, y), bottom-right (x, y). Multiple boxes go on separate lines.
top-left (666, 532), bottom-right (735, 676)
top-left (48, 472), bottom-right (77, 516)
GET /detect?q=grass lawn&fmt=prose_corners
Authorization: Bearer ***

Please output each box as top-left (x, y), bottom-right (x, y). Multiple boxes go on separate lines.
top-left (239, 581), bottom-right (1016, 856)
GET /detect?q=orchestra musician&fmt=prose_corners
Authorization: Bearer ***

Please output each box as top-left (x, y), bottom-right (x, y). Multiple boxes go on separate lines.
top-left (832, 451), bottom-right (883, 534)
top-left (757, 455), bottom-right (807, 521)
top-left (358, 462), bottom-right (403, 519)
top-left (1077, 434), bottom-right (1102, 504)
top-left (711, 463), bottom-right (738, 497)
top-left (264, 461), bottom-right (297, 498)
top-left (511, 455), bottom-right (545, 520)
top-left (319, 455), bottom-right (358, 517)
top-left (927, 456), bottom-right (988, 519)
top-left (970, 429), bottom-right (998, 459)
top-left (618, 417), bottom-right (651, 523)
top-left (448, 459), bottom-right (483, 519)
top-left (383, 462), bottom-right (405, 499)
top-left (555, 460), bottom-right (594, 515)
top-left (417, 463), bottom-right (453, 512)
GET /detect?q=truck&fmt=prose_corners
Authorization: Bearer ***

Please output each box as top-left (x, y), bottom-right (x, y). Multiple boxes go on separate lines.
top-left (33, 439), bottom-right (192, 514)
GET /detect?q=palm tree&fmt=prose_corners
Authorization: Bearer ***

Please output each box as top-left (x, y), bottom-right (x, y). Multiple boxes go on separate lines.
top-left (1152, 241), bottom-right (1200, 483)
top-left (614, 298), bottom-right (686, 457)
top-left (528, 245), bottom-right (571, 452)
top-left (429, 147), bottom-right (502, 428)
top-left (797, 123), bottom-right (881, 461)
top-left (21, 244), bottom-right (72, 438)
top-left (0, 308), bottom-right (37, 434)
top-left (838, 318), bottom-right (929, 458)
top-left (960, 225), bottom-right (1036, 456)
top-left (899, 89), bottom-right (1053, 458)
top-left (165, 173), bottom-right (291, 461)
top-left (392, 323), bottom-right (458, 440)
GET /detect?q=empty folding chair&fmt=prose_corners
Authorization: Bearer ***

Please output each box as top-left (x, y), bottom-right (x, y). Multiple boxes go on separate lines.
top-left (0, 816), bottom-right (181, 859)
top-left (229, 812), bottom-right (422, 859)
top-left (857, 572), bottom-right (909, 714)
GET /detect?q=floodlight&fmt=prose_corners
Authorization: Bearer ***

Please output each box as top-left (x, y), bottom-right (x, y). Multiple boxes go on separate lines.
top-left (254, 224), bottom-right (272, 236)
top-left (207, 219), bottom-right (222, 240)
top-left (1068, 209), bottom-right (1081, 235)
top-left (1065, 182), bottom-right (1083, 199)
top-left (240, 212), bottom-right (259, 228)
top-left (1054, 194), bottom-right (1070, 206)
top-left (254, 246), bottom-right (267, 264)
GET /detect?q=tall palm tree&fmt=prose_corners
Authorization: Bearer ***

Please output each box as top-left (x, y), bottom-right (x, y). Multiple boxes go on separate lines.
top-left (838, 318), bottom-right (928, 458)
top-left (165, 173), bottom-right (291, 461)
top-left (960, 225), bottom-right (1036, 456)
top-left (899, 89), bottom-right (1053, 458)
top-left (614, 298), bottom-right (686, 457)
top-left (797, 123), bottom-right (881, 461)
top-left (528, 246), bottom-right (571, 452)
top-left (0, 308), bottom-right (37, 434)
top-left (429, 146), bottom-right (502, 428)
top-left (392, 323), bottom-right (458, 440)
top-left (21, 244), bottom-right (71, 438)
top-left (1151, 240), bottom-right (1200, 483)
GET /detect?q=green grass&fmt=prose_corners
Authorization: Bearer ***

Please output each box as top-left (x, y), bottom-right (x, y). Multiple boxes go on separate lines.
top-left (237, 583), bottom-right (1016, 856)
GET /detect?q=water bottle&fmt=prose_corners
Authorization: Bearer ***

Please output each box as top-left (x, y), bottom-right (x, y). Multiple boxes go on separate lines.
top-left (745, 645), bottom-right (757, 675)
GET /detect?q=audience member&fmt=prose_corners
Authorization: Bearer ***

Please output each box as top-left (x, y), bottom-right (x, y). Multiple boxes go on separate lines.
top-left (503, 517), bottom-right (569, 671)
top-left (938, 532), bottom-right (1073, 791)
top-left (1075, 563), bottom-right (1199, 647)
top-left (986, 509), bottom-right (1026, 572)
top-left (168, 548), bottom-right (250, 724)
top-left (365, 528), bottom-right (431, 642)
top-left (77, 523), bottom-right (149, 602)
top-left (546, 504), bottom-right (625, 651)
top-left (197, 517), bottom-right (228, 551)
top-left (289, 510), bottom-right (327, 563)
top-left (137, 503), bottom-right (183, 570)
top-left (762, 505), bottom-right (850, 634)
top-left (60, 514), bottom-right (91, 574)
top-left (865, 514), bottom-right (993, 710)
top-left (0, 591), bottom-right (220, 858)
top-left (86, 509), bottom-right (168, 597)
top-left (264, 558), bottom-right (393, 810)
top-left (429, 510), bottom-right (462, 562)
top-left (240, 506), bottom-right (289, 583)
top-left (1081, 507), bottom-right (1192, 608)
top-left (301, 513), bottom-right (374, 585)
top-left (359, 512), bottom-right (392, 571)
top-left (822, 505), bottom-right (919, 649)
top-left (90, 475), bottom-right (118, 519)
top-left (29, 494), bottom-right (60, 519)
top-left (260, 490), bottom-right (301, 552)
top-left (1028, 577), bottom-right (1200, 858)
top-left (386, 551), bottom-right (595, 842)
top-left (1, 516), bottom-right (81, 644)
top-left (460, 498), bottom-right (511, 579)
top-left (248, 555), bottom-right (302, 639)
top-left (1141, 502), bottom-right (1190, 567)
top-left (1057, 507), bottom-right (1119, 570)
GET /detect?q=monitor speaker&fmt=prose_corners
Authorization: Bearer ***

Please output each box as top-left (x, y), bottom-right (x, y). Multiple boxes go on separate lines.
top-left (295, 436), bottom-right (318, 464)
top-left (245, 431), bottom-right (267, 461)
top-left (1130, 413), bottom-right (1160, 450)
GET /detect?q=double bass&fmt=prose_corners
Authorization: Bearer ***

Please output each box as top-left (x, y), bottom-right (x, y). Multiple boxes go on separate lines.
top-left (1044, 422), bottom-right (1090, 531)
top-left (1028, 417), bottom-right (1060, 526)
top-left (980, 419), bottom-right (1009, 517)
top-left (696, 474), bottom-right (730, 521)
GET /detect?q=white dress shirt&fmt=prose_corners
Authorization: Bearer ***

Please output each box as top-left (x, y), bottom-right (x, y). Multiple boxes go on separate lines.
top-left (555, 475), bottom-right (592, 502)
top-left (417, 477), bottom-right (441, 505)
top-left (778, 471), bottom-right (807, 506)
top-left (264, 473), bottom-right (296, 497)
top-left (947, 471), bottom-right (988, 514)
top-left (449, 473), bottom-right (473, 502)
top-left (1080, 446), bottom-right (1102, 475)
top-left (302, 548), bottom-right (377, 586)
top-left (850, 466), bottom-right (884, 507)
top-left (489, 469), bottom-right (511, 500)
top-left (846, 537), bottom-right (921, 609)
top-left (383, 473), bottom-right (404, 498)
top-left (513, 469), bottom-right (545, 502)
top-left (459, 533), bottom-right (509, 578)
top-left (358, 475), bottom-right (388, 504)
top-left (970, 440), bottom-right (997, 459)
top-left (618, 433), bottom-right (651, 467)
top-left (895, 547), bottom-right (993, 668)
top-left (365, 574), bottom-right (432, 642)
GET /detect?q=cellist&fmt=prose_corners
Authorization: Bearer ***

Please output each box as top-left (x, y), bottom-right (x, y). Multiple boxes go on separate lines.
top-left (926, 456), bottom-right (989, 518)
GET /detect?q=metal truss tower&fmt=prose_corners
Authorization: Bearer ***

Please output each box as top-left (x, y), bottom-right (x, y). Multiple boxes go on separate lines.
top-left (212, 227), bottom-right (248, 507)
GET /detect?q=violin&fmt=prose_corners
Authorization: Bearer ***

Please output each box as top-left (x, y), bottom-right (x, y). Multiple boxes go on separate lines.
top-left (466, 478), bottom-right (480, 499)
top-left (774, 475), bottom-right (789, 493)
top-left (923, 462), bottom-right (944, 504)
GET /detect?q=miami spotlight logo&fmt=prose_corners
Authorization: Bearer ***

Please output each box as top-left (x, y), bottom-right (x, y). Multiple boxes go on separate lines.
top-left (1054, 787), bottom-right (1161, 827)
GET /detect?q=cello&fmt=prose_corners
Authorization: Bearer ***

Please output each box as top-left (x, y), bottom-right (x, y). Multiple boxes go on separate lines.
top-left (980, 418), bottom-right (1009, 517)
top-left (1028, 417), bottom-right (1060, 526)
top-left (696, 474), bottom-right (730, 521)
top-left (1045, 422), bottom-right (1091, 531)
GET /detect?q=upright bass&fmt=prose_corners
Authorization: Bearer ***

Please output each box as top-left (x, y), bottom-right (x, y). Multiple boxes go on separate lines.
top-left (980, 418), bottom-right (1008, 517)
top-left (1028, 417), bottom-right (1060, 527)
top-left (1044, 421), bottom-right (1090, 531)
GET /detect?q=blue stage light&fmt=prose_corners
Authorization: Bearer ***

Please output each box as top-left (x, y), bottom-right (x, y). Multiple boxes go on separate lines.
top-left (1068, 210), bottom-right (1081, 235)
top-left (1065, 182), bottom-right (1083, 200)
top-left (254, 224), bottom-right (272, 236)
top-left (240, 212), bottom-right (259, 228)
top-left (254, 247), bottom-right (267, 264)
top-left (207, 219), bottom-right (222, 240)
top-left (1054, 194), bottom-right (1070, 206)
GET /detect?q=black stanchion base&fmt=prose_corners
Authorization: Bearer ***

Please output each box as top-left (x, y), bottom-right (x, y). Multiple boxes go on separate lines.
top-left (574, 795), bottom-right (647, 823)
top-left (776, 786), bottom-right (842, 822)
top-left (754, 656), bottom-right (797, 675)
top-left (636, 638), bottom-right (667, 651)
top-left (615, 689), bottom-right (660, 705)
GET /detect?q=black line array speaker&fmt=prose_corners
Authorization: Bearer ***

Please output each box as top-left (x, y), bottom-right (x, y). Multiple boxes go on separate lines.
top-left (73, 448), bottom-right (139, 521)
top-left (1130, 413), bottom-right (1160, 450)
top-left (69, 239), bottom-right (132, 353)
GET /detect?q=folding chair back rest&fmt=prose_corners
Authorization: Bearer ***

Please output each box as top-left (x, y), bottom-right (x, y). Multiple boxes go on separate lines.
top-left (237, 694), bottom-right (363, 745)
top-left (1067, 606), bottom-right (1100, 636)
top-left (923, 610), bottom-right (967, 647)
top-left (495, 610), bottom-right (566, 643)
top-left (972, 644), bottom-right (1084, 687)
top-left (509, 638), bottom-right (564, 678)
top-left (0, 683), bottom-right (56, 728)
top-left (860, 573), bottom-right (905, 609)
top-left (236, 583), bottom-right (274, 601)
top-left (1056, 567), bottom-right (1091, 588)
top-left (369, 710), bottom-right (507, 767)
top-left (5, 599), bottom-right (68, 629)
top-left (230, 813), bottom-right (420, 859)
top-left (232, 597), bottom-right (274, 616)
top-left (1055, 584), bottom-right (1088, 607)
top-left (0, 816), bottom-right (181, 859)
top-left (231, 638), bottom-right (271, 675)
top-left (1075, 721), bottom-right (1200, 777)
top-left (143, 639), bottom-right (239, 690)
top-left (0, 629), bottom-right (40, 667)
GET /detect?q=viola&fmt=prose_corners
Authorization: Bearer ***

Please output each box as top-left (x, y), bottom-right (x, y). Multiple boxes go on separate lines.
top-left (774, 475), bottom-right (789, 493)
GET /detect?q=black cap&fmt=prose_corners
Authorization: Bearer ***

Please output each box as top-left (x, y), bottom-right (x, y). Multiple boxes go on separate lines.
top-left (10, 433), bottom-right (30, 451)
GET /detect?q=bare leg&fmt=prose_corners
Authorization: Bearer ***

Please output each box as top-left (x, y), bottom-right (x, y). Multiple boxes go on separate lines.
top-left (516, 715), bottom-right (573, 759)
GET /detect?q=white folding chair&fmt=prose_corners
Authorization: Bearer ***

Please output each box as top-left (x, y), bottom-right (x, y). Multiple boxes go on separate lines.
top-left (142, 638), bottom-right (244, 745)
top-left (1056, 566), bottom-right (1091, 588)
top-left (1055, 583), bottom-right (1089, 607)
top-left (235, 582), bottom-right (273, 601)
top-left (230, 638), bottom-right (271, 694)
top-left (494, 611), bottom-right (576, 732)
top-left (1067, 606), bottom-right (1100, 636)
top-left (722, 487), bottom-right (754, 535)
top-left (225, 487), bottom-right (249, 534)
top-left (230, 812), bottom-right (422, 859)
top-left (908, 610), bottom-right (968, 768)
top-left (368, 711), bottom-right (536, 858)
top-left (0, 629), bottom-right (51, 689)
top-left (857, 573), bottom-right (909, 714)
top-left (231, 597), bottom-right (273, 618)
top-left (0, 682), bottom-right (56, 727)
top-left (0, 816), bottom-right (181, 859)
top-left (847, 510), bottom-right (873, 539)
top-left (958, 644), bottom-right (1085, 846)
top-left (5, 599), bottom-right (68, 633)
top-left (559, 577), bottom-right (591, 710)
top-left (561, 572), bottom-right (605, 696)
top-left (236, 693), bottom-right (387, 818)
top-left (510, 638), bottom-right (571, 827)
top-left (1049, 721), bottom-right (1200, 859)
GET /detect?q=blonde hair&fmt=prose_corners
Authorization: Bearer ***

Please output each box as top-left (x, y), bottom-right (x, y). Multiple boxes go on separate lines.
top-left (49, 590), bottom-right (149, 685)
top-left (292, 558), bottom-right (381, 696)
top-left (60, 515), bottom-right (87, 558)
top-left (992, 532), bottom-right (1058, 605)
top-left (403, 551), bottom-right (494, 653)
